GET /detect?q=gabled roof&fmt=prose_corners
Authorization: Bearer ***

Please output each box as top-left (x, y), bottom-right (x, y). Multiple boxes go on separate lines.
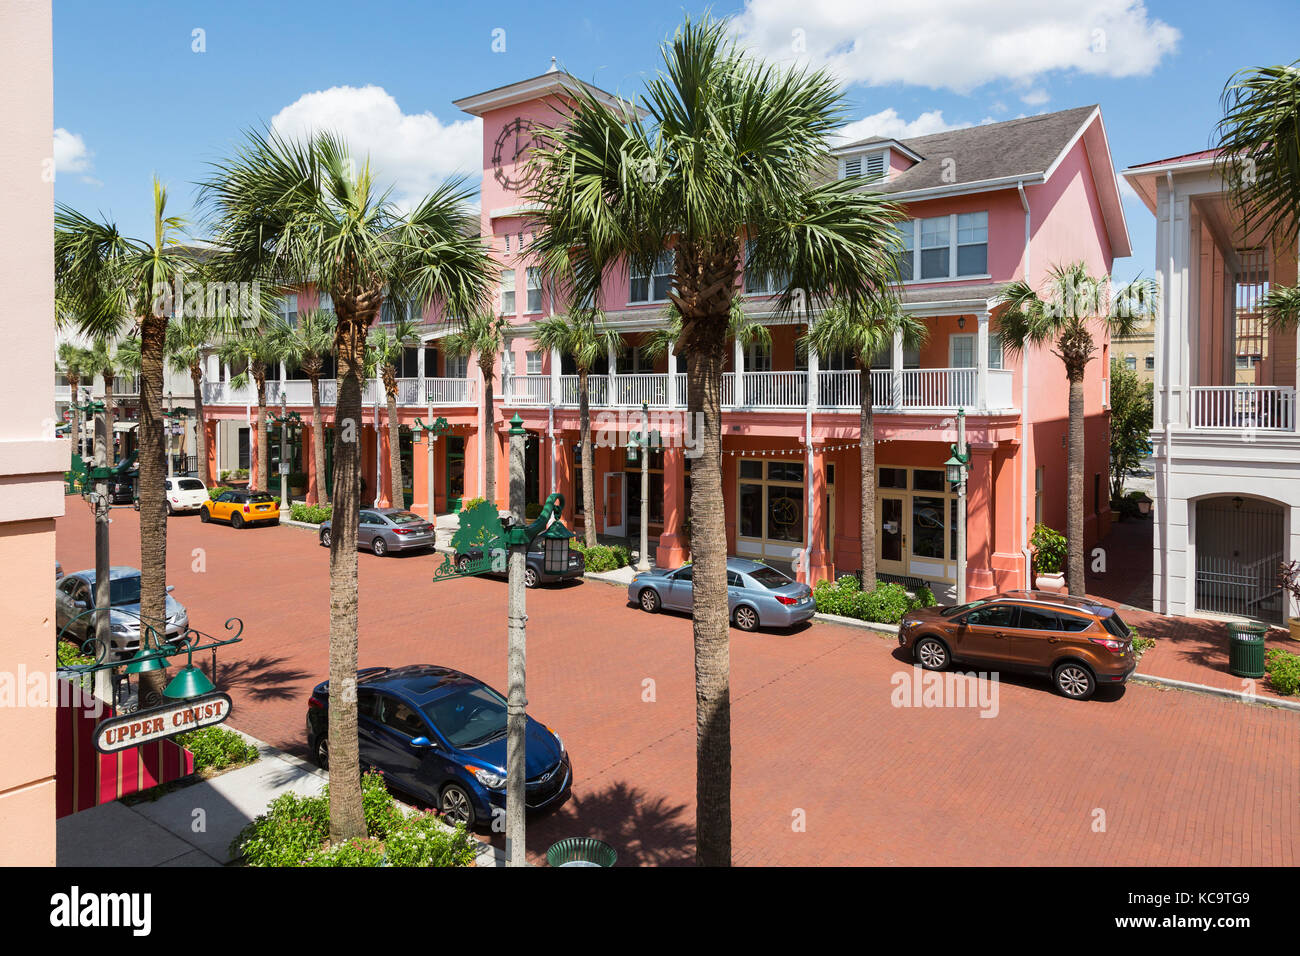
top-left (841, 105), bottom-right (1099, 195)
top-left (453, 68), bottom-right (643, 119)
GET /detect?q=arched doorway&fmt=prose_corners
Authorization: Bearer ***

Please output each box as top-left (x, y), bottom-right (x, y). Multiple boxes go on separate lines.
top-left (1194, 496), bottom-right (1285, 623)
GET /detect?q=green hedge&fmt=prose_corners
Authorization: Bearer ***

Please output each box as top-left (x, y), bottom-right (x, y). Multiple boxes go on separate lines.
top-left (572, 542), bottom-right (630, 573)
top-left (813, 576), bottom-right (936, 625)
top-left (175, 726), bottom-right (260, 772)
top-left (1266, 648), bottom-right (1300, 696)
top-left (290, 502), bottom-right (332, 524)
top-left (208, 485), bottom-right (233, 500)
top-left (230, 770), bottom-right (477, 867)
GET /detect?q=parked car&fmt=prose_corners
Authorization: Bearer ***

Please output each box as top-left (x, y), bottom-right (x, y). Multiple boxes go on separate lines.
top-left (454, 534), bottom-right (585, 587)
top-left (55, 561), bottom-right (63, 582)
top-left (628, 557), bottom-right (815, 631)
top-left (897, 590), bottom-right (1137, 700)
top-left (200, 488), bottom-right (280, 528)
top-left (108, 471), bottom-right (136, 505)
top-left (305, 664), bottom-right (571, 828)
top-left (55, 566), bottom-right (190, 657)
top-left (319, 508), bottom-right (437, 556)
top-left (164, 476), bottom-right (208, 514)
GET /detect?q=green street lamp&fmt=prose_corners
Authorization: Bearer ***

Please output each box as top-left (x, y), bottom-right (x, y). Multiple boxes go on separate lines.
top-left (946, 408), bottom-right (972, 603)
top-left (412, 415), bottom-right (451, 520)
top-left (265, 392), bottom-right (303, 509)
top-left (163, 644), bottom-right (217, 699)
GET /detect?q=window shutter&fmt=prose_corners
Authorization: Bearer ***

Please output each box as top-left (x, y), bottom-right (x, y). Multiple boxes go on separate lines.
top-left (842, 156), bottom-right (862, 179)
top-left (864, 152), bottom-right (885, 180)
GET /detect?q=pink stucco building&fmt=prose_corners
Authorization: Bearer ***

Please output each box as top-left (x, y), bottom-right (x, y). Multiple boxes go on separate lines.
top-left (200, 67), bottom-right (1130, 601)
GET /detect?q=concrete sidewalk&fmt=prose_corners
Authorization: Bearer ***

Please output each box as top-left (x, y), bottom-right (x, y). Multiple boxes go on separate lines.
top-left (56, 730), bottom-right (504, 867)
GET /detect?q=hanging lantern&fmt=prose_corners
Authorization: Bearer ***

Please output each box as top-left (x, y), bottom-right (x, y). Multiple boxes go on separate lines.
top-left (541, 519), bottom-right (574, 574)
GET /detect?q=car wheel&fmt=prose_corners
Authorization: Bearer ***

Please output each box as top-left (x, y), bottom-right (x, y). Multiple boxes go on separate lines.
top-left (199, 507), bottom-right (211, 523)
top-left (914, 636), bottom-right (949, 671)
top-left (524, 566), bottom-right (539, 589)
top-left (457, 555), bottom-right (472, 573)
top-left (313, 736), bottom-right (329, 769)
top-left (733, 605), bottom-right (760, 631)
top-left (320, 529), bottom-right (331, 548)
top-left (638, 588), bottom-right (661, 613)
top-left (231, 512), bottom-right (245, 529)
top-left (166, 502), bottom-right (174, 516)
top-left (372, 537), bottom-right (387, 557)
top-left (439, 783), bottom-right (476, 827)
top-left (1054, 661), bottom-right (1096, 700)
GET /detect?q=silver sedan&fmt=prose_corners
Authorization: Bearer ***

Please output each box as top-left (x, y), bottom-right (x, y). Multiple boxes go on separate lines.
top-left (319, 508), bottom-right (437, 556)
top-left (628, 556), bottom-right (816, 631)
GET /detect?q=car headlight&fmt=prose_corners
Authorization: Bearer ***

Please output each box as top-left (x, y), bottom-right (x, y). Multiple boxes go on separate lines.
top-left (903, 619), bottom-right (925, 629)
top-left (466, 765), bottom-right (506, 790)
top-left (110, 623), bottom-right (135, 635)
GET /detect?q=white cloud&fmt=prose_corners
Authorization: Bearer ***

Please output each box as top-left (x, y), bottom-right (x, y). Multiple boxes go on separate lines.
top-left (834, 108), bottom-right (966, 143)
top-left (54, 128), bottom-right (97, 182)
top-left (731, 0), bottom-right (1179, 94)
top-left (1020, 89), bottom-right (1051, 106)
top-left (270, 85), bottom-right (482, 210)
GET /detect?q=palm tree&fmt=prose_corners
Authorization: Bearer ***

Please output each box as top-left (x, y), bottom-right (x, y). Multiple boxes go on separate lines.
top-left (219, 323), bottom-right (286, 492)
top-left (84, 338), bottom-right (124, 464)
top-left (443, 311), bottom-right (507, 507)
top-left (533, 308), bottom-right (623, 546)
top-left (167, 315), bottom-right (215, 483)
top-left (803, 301), bottom-right (927, 587)
top-left (274, 308), bottom-right (336, 504)
top-left (57, 342), bottom-right (94, 457)
top-left (54, 180), bottom-right (198, 705)
top-left (526, 15), bottom-right (904, 866)
top-left (201, 129), bottom-right (492, 842)
top-left (996, 263), bottom-right (1158, 595)
top-left (1216, 61), bottom-right (1300, 333)
top-left (366, 316), bottom-right (420, 507)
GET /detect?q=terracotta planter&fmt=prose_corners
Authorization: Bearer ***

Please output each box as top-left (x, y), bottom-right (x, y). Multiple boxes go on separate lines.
top-left (1035, 572), bottom-right (1067, 593)
top-left (1290, 617), bottom-right (1300, 643)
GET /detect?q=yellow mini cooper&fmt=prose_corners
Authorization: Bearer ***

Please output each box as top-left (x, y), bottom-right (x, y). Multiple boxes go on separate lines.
top-left (201, 488), bottom-right (281, 528)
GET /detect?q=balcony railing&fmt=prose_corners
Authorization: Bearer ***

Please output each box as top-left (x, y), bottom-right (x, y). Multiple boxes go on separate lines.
top-left (504, 367), bottom-right (1016, 414)
top-left (1189, 386), bottom-right (1297, 432)
top-left (201, 377), bottom-right (475, 409)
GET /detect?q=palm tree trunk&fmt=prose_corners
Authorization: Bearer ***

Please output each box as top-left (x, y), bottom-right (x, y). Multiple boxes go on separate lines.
top-left (481, 356), bottom-right (496, 506)
top-left (326, 304), bottom-right (369, 843)
top-left (255, 386), bottom-right (268, 493)
top-left (311, 375), bottom-right (328, 505)
top-left (578, 367), bottom-right (597, 548)
top-left (859, 365), bottom-right (876, 587)
top-left (191, 367), bottom-right (209, 485)
top-left (67, 374), bottom-right (81, 459)
top-left (136, 315), bottom-right (168, 707)
top-left (101, 373), bottom-right (115, 467)
top-left (686, 334), bottom-right (731, 867)
top-left (1067, 373), bottom-right (1086, 595)
top-left (387, 390), bottom-right (402, 508)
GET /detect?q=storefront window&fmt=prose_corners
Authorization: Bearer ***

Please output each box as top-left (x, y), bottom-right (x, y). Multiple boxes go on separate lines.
top-left (766, 489), bottom-right (803, 542)
top-left (737, 458), bottom-right (805, 547)
top-left (739, 483), bottom-right (762, 537)
top-left (879, 467), bottom-right (907, 489)
top-left (912, 496), bottom-right (946, 559)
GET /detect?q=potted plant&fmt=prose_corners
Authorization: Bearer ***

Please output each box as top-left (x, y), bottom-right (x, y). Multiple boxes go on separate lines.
top-left (1030, 523), bottom-right (1068, 592)
top-left (1280, 561), bottom-right (1300, 642)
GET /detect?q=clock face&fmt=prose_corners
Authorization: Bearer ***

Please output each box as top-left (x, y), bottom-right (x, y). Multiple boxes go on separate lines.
top-left (492, 117), bottom-right (535, 191)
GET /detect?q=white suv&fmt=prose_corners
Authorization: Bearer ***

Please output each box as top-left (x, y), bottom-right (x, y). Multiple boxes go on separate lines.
top-left (164, 476), bottom-right (209, 514)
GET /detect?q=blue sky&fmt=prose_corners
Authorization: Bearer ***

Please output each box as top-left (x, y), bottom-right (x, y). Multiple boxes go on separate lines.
top-left (53, 0), bottom-right (1300, 284)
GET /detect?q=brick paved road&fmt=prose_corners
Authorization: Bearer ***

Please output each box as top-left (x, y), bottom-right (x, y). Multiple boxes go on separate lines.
top-left (55, 506), bottom-right (1299, 866)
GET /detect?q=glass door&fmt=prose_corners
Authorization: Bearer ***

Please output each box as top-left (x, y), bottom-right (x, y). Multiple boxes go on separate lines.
top-left (878, 494), bottom-right (907, 575)
top-left (445, 435), bottom-right (464, 512)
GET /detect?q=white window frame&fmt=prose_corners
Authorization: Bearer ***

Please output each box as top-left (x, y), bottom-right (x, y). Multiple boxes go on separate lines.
top-left (446, 354), bottom-right (469, 379)
top-left (525, 267), bottom-right (543, 314)
top-left (629, 252), bottom-right (673, 304)
top-left (525, 350), bottom-right (542, 375)
top-left (743, 238), bottom-right (789, 296)
top-left (839, 149), bottom-right (887, 182)
top-left (897, 212), bottom-right (990, 284)
top-left (948, 332), bottom-right (1003, 370)
top-left (499, 269), bottom-right (516, 316)
top-left (278, 294), bottom-right (298, 327)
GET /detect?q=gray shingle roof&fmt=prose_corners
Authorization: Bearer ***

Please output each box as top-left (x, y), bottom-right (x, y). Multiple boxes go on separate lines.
top-left (841, 105), bottom-right (1098, 195)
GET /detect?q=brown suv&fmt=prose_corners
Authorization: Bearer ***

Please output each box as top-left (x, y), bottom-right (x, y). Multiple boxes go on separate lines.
top-left (897, 590), bottom-right (1136, 700)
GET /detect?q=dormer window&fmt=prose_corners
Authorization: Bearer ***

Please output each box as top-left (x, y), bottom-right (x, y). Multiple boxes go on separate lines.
top-left (840, 150), bottom-right (886, 182)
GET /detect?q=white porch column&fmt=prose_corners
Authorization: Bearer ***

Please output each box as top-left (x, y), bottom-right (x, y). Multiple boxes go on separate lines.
top-left (476, 356), bottom-right (486, 496)
top-left (416, 344), bottom-right (426, 383)
top-left (666, 343), bottom-right (678, 409)
top-left (807, 345), bottom-right (820, 412)
top-left (550, 347), bottom-right (562, 406)
top-left (976, 310), bottom-right (990, 411)
top-left (501, 341), bottom-right (512, 403)
top-left (733, 338), bottom-right (746, 407)
top-left (607, 340), bottom-right (617, 406)
top-left (891, 329), bottom-right (904, 408)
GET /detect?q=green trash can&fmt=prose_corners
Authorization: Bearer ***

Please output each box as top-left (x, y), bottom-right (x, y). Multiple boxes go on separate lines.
top-left (1227, 622), bottom-right (1268, 678)
top-left (546, 837), bottom-right (617, 868)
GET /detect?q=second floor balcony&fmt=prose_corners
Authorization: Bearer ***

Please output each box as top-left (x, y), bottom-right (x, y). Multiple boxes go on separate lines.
top-left (200, 376), bottom-right (476, 409)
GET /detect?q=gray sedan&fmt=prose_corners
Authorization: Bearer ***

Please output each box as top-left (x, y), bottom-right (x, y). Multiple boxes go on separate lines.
top-left (628, 557), bottom-right (816, 631)
top-left (56, 566), bottom-right (190, 657)
top-left (319, 508), bottom-right (437, 556)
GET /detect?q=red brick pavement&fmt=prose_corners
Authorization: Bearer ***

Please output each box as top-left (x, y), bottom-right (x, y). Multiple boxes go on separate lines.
top-left (55, 506), bottom-right (1299, 866)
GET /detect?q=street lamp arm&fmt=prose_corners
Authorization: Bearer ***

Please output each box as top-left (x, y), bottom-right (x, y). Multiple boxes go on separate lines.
top-left (508, 491), bottom-right (566, 545)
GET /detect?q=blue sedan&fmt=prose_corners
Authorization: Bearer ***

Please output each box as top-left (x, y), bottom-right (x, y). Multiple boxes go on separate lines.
top-left (306, 665), bottom-right (571, 828)
top-left (627, 557), bottom-right (816, 631)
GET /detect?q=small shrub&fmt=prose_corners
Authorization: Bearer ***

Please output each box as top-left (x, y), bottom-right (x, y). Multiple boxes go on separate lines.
top-left (290, 502), bottom-right (332, 524)
top-left (231, 789), bottom-right (331, 866)
top-left (1129, 629), bottom-right (1155, 662)
top-left (1265, 648), bottom-right (1300, 696)
top-left (573, 542), bottom-right (630, 573)
top-left (1030, 523), bottom-right (1068, 575)
top-left (459, 497), bottom-right (487, 513)
top-left (383, 811), bottom-right (478, 867)
top-left (176, 726), bottom-right (260, 772)
top-left (208, 485), bottom-right (233, 500)
top-left (56, 640), bottom-right (94, 668)
top-left (361, 770), bottom-right (406, 839)
top-left (813, 576), bottom-right (932, 624)
top-left (302, 838), bottom-right (385, 867)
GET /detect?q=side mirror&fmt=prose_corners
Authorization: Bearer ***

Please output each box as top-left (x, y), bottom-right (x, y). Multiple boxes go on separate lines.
top-left (409, 736), bottom-right (432, 748)
top-left (73, 599), bottom-right (89, 610)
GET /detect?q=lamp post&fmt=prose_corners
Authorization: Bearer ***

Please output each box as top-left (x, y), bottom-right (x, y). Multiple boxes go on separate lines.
top-left (635, 402), bottom-right (651, 572)
top-left (412, 411), bottom-right (451, 522)
top-left (505, 413), bottom-right (527, 865)
top-left (162, 403), bottom-right (189, 478)
top-left (945, 408), bottom-right (972, 604)
top-left (265, 397), bottom-right (302, 511)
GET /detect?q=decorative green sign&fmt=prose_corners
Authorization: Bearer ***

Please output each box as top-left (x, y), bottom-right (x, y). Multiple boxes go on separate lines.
top-left (432, 500), bottom-right (507, 581)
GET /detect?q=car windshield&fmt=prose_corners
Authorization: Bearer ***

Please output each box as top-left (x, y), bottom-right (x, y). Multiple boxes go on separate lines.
top-left (177, 479), bottom-right (204, 491)
top-left (748, 566), bottom-right (793, 589)
top-left (247, 492), bottom-right (276, 503)
top-left (388, 512), bottom-right (423, 525)
top-left (941, 599), bottom-right (992, 617)
top-left (422, 685), bottom-right (508, 748)
top-left (107, 575), bottom-right (142, 606)
top-left (1101, 611), bottom-right (1131, 640)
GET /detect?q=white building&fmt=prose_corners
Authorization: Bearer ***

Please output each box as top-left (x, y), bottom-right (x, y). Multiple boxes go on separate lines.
top-left (1124, 150), bottom-right (1300, 624)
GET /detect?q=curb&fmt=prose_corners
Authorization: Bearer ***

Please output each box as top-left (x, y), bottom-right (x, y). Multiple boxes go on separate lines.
top-left (813, 612), bottom-right (899, 635)
top-left (1129, 672), bottom-right (1300, 713)
top-left (279, 518), bottom-right (321, 532)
